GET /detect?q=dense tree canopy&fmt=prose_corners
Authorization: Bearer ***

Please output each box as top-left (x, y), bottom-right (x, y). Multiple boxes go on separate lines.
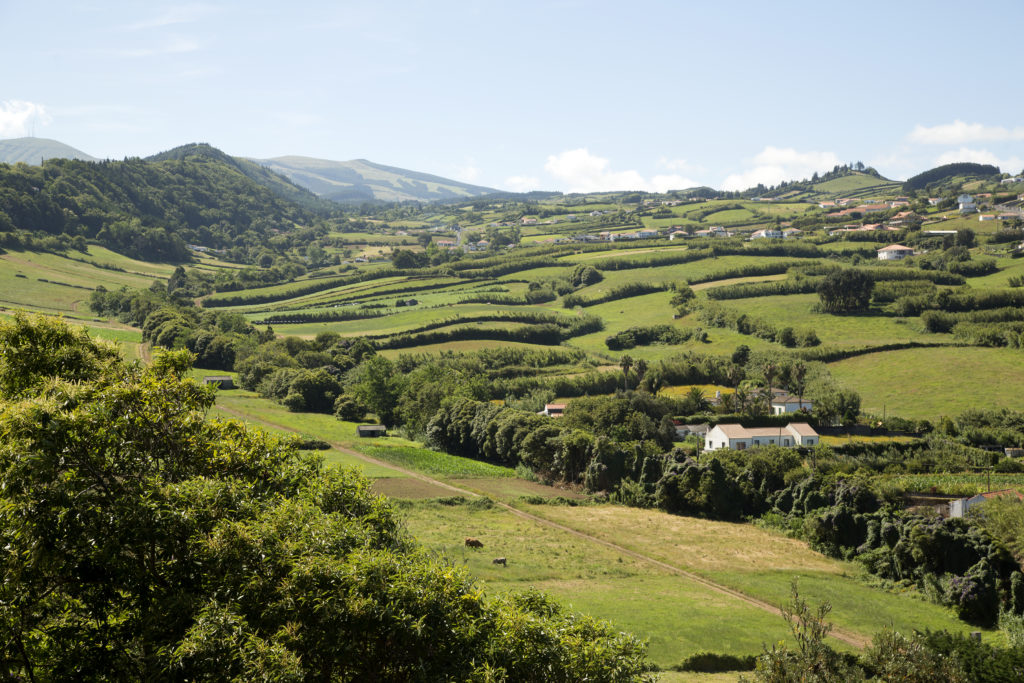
top-left (0, 313), bottom-right (652, 681)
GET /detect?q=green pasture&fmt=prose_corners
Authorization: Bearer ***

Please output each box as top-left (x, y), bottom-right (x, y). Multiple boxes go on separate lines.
top-left (522, 504), bottom-right (980, 644)
top-left (0, 249), bottom-right (165, 314)
top-left (965, 256), bottom-right (1024, 288)
top-left (702, 208), bottom-right (756, 224)
top-left (400, 501), bottom-right (794, 666)
top-left (712, 293), bottom-right (939, 348)
top-left (828, 346), bottom-right (1024, 419)
top-left (812, 174), bottom-right (901, 196)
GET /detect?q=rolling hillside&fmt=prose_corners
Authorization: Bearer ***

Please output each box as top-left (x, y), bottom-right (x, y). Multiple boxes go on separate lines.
top-left (252, 155), bottom-right (498, 203)
top-left (0, 137), bottom-right (97, 164)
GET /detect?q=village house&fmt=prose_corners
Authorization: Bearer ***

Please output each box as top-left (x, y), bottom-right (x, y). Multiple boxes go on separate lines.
top-left (979, 214), bottom-right (996, 222)
top-left (436, 239), bottom-right (456, 248)
top-left (782, 228), bottom-right (802, 239)
top-left (541, 403), bottom-right (567, 418)
top-left (704, 423), bottom-right (819, 452)
top-left (877, 244), bottom-right (914, 261)
top-left (750, 228), bottom-right (783, 239)
top-left (770, 394), bottom-right (813, 415)
top-left (520, 216), bottom-right (538, 225)
top-left (948, 489), bottom-right (1024, 518)
top-left (669, 230), bottom-right (688, 240)
top-left (958, 194), bottom-right (976, 214)
top-left (673, 422), bottom-right (710, 440)
top-left (202, 376), bottom-right (235, 389)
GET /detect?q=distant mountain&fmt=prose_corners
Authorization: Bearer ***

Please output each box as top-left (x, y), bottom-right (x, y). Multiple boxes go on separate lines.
top-left (251, 156), bottom-right (498, 203)
top-left (0, 137), bottom-right (97, 164)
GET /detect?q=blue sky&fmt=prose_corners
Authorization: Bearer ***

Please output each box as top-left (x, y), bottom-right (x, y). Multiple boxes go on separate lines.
top-left (2, 0), bottom-right (1022, 192)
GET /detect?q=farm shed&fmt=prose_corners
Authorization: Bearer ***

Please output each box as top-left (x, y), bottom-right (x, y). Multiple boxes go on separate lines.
top-left (202, 376), bottom-right (235, 389)
top-left (357, 425), bottom-right (388, 438)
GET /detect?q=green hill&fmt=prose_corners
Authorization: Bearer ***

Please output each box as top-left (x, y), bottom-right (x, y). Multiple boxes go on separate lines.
top-left (147, 143), bottom-right (336, 212)
top-left (0, 137), bottom-right (97, 164)
top-left (252, 155), bottom-right (498, 203)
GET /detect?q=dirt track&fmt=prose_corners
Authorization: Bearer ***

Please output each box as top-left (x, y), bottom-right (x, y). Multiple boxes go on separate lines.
top-left (215, 404), bottom-right (869, 649)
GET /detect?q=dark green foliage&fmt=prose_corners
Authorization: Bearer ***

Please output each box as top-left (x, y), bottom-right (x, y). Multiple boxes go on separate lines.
top-left (674, 652), bottom-right (756, 673)
top-left (817, 269), bottom-right (874, 313)
top-left (605, 324), bottom-right (701, 350)
top-left (0, 314), bottom-right (653, 681)
top-left (916, 630), bottom-right (1024, 682)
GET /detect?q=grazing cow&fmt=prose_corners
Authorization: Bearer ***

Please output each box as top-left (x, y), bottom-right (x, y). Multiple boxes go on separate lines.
top-left (464, 537), bottom-right (483, 548)
top-left (492, 557), bottom-right (507, 566)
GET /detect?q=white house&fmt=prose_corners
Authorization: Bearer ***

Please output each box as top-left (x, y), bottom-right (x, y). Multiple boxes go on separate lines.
top-left (949, 489), bottom-right (1024, 518)
top-left (540, 403), bottom-right (567, 418)
top-left (958, 194), bottom-right (976, 214)
top-left (782, 228), bottom-right (803, 239)
top-left (750, 228), bottom-right (783, 239)
top-left (770, 394), bottom-right (813, 415)
top-left (704, 423), bottom-right (819, 452)
top-left (877, 244), bottom-right (914, 261)
top-left (979, 214), bottom-right (996, 222)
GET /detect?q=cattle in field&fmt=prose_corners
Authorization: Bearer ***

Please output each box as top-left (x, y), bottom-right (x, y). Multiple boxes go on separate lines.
top-left (492, 557), bottom-right (506, 566)
top-left (464, 537), bottom-right (483, 548)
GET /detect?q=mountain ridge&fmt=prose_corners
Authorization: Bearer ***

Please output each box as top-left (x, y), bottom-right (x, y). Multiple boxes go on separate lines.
top-left (0, 137), bottom-right (97, 164)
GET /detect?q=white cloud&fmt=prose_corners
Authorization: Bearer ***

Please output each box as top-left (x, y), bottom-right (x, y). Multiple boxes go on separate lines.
top-left (0, 100), bottom-right (51, 137)
top-left (504, 175), bottom-right (542, 192)
top-left (454, 159), bottom-right (481, 183)
top-left (935, 147), bottom-right (1024, 172)
top-left (542, 148), bottom-right (698, 193)
top-left (909, 120), bottom-right (1024, 145)
top-left (721, 146), bottom-right (840, 191)
top-left (657, 156), bottom-right (701, 173)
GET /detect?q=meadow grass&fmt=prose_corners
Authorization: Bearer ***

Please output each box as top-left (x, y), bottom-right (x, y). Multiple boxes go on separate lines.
top-left (399, 500), bottom-right (794, 665)
top-left (520, 504), bottom-right (980, 642)
top-left (714, 293), bottom-right (938, 347)
top-left (360, 445), bottom-right (515, 478)
top-left (0, 249), bottom-right (164, 314)
top-left (828, 346), bottom-right (1024, 419)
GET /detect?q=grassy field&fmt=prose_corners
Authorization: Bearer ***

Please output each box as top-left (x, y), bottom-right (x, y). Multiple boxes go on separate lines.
top-left (400, 499), bottom-right (980, 668)
top-left (518, 504), bottom-right (979, 642)
top-left (873, 473), bottom-right (1024, 497)
top-left (828, 346), bottom-right (1024, 419)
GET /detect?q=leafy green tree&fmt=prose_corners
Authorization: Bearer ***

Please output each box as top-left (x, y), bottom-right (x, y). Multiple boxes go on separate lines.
top-left (0, 314), bottom-right (653, 681)
top-left (670, 283), bottom-right (696, 315)
top-left (816, 269), bottom-right (874, 313)
top-left (349, 354), bottom-right (405, 426)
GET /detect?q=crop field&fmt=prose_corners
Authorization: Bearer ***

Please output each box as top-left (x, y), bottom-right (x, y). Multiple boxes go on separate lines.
top-left (873, 473), bottom-right (1024, 497)
top-left (828, 346), bottom-right (1024, 419)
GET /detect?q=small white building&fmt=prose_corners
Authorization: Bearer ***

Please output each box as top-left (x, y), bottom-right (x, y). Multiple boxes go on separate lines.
top-left (877, 244), bottom-right (914, 261)
top-left (541, 403), bottom-right (567, 418)
top-left (704, 423), bottom-right (819, 452)
top-left (750, 228), bottom-right (783, 239)
top-left (770, 394), bottom-right (813, 415)
top-left (949, 489), bottom-right (1024, 518)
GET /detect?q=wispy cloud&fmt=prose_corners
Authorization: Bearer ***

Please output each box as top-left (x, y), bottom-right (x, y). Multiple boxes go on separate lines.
top-left (0, 100), bottom-right (52, 137)
top-left (909, 120), bottom-right (1024, 145)
top-left (721, 146), bottom-right (839, 191)
top-left (116, 37), bottom-right (200, 58)
top-left (120, 3), bottom-right (219, 31)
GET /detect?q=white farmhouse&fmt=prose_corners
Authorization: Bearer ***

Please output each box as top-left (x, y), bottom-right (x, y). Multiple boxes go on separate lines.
top-left (877, 244), bottom-right (914, 261)
top-left (704, 423), bottom-right (819, 452)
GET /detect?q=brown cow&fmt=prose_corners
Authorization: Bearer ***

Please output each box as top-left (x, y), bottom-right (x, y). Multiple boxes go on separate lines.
top-left (464, 537), bottom-right (483, 548)
top-left (492, 557), bottom-right (507, 566)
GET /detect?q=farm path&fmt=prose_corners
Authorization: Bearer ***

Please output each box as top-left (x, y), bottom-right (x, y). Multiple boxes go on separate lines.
top-left (214, 403), bottom-right (869, 650)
